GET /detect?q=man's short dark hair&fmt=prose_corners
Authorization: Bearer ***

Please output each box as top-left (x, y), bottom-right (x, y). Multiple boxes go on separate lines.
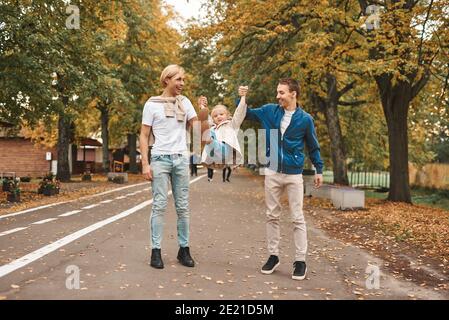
top-left (278, 78), bottom-right (300, 97)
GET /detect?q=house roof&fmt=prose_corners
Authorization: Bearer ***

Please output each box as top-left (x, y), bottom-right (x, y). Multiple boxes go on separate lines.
top-left (79, 138), bottom-right (102, 147)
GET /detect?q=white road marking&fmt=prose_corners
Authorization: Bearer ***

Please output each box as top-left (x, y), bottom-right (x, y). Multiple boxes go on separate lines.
top-left (0, 182), bottom-right (149, 220)
top-left (0, 227), bottom-right (29, 237)
top-left (100, 199), bottom-right (113, 204)
top-left (115, 196), bottom-right (126, 200)
top-left (31, 218), bottom-right (58, 225)
top-left (81, 204), bottom-right (100, 210)
top-left (58, 210), bottom-right (83, 217)
top-left (0, 175), bottom-right (205, 278)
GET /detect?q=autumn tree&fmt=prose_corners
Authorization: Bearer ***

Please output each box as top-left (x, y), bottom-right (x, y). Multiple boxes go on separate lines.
top-left (1, 0), bottom-right (179, 178)
top-left (110, 0), bottom-right (180, 173)
top-left (357, 0), bottom-right (449, 202)
top-left (187, 0), bottom-right (370, 185)
top-left (0, 0), bottom-right (104, 181)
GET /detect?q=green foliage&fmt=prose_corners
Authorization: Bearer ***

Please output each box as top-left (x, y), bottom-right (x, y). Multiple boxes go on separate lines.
top-left (6, 177), bottom-right (21, 196)
top-left (38, 173), bottom-right (60, 192)
top-left (186, 0), bottom-right (448, 173)
top-left (1, 0), bottom-right (180, 150)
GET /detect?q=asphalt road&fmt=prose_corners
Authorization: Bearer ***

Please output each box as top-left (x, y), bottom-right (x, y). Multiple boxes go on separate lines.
top-left (0, 168), bottom-right (446, 300)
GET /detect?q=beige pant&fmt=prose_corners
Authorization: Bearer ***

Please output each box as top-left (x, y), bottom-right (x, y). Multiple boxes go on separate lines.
top-left (264, 171), bottom-right (307, 261)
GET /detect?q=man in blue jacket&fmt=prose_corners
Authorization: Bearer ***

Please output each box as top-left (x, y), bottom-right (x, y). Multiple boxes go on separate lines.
top-left (243, 78), bottom-right (324, 280)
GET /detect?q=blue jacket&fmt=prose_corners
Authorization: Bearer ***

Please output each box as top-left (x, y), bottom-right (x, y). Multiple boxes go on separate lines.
top-left (245, 103), bottom-right (324, 175)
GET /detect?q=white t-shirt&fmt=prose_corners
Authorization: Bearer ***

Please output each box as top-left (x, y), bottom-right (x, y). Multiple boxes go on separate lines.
top-left (141, 96), bottom-right (197, 155)
top-left (264, 109), bottom-right (296, 175)
top-left (280, 110), bottom-right (295, 136)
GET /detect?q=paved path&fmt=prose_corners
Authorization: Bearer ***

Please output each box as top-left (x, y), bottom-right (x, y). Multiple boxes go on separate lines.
top-left (0, 168), bottom-right (446, 300)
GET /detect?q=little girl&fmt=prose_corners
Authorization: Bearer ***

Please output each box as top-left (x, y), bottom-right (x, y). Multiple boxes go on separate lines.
top-left (198, 86), bottom-right (248, 176)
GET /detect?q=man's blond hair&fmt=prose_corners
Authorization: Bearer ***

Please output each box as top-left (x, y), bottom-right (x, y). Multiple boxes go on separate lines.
top-left (160, 64), bottom-right (185, 88)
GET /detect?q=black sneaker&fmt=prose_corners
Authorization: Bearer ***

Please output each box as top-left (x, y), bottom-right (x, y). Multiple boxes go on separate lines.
top-left (292, 261), bottom-right (307, 280)
top-left (261, 255), bottom-right (280, 274)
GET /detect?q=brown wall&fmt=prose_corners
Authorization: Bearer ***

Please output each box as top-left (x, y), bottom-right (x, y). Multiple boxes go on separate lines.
top-left (409, 163), bottom-right (449, 190)
top-left (0, 138), bottom-right (56, 177)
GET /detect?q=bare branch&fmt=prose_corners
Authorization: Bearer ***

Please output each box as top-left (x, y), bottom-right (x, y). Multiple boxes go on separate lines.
top-left (440, 63), bottom-right (449, 101)
top-left (338, 100), bottom-right (367, 106)
top-left (411, 69), bottom-right (430, 99)
top-left (336, 80), bottom-right (357, 100)
top-left (417, 0), bottom-right (434, 65)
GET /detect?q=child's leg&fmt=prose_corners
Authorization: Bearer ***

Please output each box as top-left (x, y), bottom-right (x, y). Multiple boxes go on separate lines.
top-left (207, 167), bottom-right (214, 180)
top-left (226, 166), bottom-right (232, 180)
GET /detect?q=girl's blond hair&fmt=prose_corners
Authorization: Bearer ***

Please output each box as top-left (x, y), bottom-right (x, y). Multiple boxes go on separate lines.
top-left (211, 104), bottom-right (231, 118)
top-left (160, 64), bottom-right (185, 88)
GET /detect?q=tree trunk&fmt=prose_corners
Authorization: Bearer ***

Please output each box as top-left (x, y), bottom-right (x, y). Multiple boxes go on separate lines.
top-left (99, 105), bottom-right (110, 173)
top-left (310, 74), bottom-right (349, 186)
top-left (57, 114), bottom-right (71, 182)
top-left (127, 133), bottom-right (138, 173)
top-left (323, 101), bottom-right (349, 185)
top-left (376, 76), bottom-right (412, 203)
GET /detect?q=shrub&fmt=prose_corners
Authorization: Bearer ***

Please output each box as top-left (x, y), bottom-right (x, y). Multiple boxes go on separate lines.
top-left (20, 176), bottom-right (31, 182)
top-left (38, 173), bottom-right (60, 196)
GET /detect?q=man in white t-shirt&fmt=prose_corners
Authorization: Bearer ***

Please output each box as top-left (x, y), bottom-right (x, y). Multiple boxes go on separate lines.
top-left (140, 64), bottom-right (206, 269)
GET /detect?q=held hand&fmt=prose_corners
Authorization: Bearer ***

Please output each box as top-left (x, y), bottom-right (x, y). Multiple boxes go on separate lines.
top-left (314, 174), bottom-right (323, 189)
top-left (238, 86), bottom-right (248, 97)
top-left (198, 96), bottom-right (208, 109)
top-left (142, 163), bottom-right (153, 181)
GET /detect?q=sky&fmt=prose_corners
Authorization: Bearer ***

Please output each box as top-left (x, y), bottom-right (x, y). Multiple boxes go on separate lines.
top-left (163, 0), bottom-right (206, 30)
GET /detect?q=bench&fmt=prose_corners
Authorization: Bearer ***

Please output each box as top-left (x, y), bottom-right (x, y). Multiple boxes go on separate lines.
top-left (330, 186), bottom-right (365, 210)
top-left (306, 183), bottom-right (365, 210)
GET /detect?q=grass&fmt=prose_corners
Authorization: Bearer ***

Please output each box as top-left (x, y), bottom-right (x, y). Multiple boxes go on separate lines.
top-left (323, 170), bottom-right (448, 211)
top-left (364, 187), bottom-right (449, 211)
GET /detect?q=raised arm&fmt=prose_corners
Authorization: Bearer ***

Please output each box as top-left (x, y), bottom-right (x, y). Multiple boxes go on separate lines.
top-left (231, 86), bottom-right (248, 129)
top-left (241, 96), bottom-right (267, 122)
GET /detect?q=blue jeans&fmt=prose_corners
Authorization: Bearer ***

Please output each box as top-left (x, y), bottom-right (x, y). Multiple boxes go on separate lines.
top-left (150, 154), bottom-right (190, 249)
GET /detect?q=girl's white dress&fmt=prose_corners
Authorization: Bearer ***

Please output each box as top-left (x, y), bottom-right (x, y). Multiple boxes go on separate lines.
top-left (201, 99), bottom-right (247, 166)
